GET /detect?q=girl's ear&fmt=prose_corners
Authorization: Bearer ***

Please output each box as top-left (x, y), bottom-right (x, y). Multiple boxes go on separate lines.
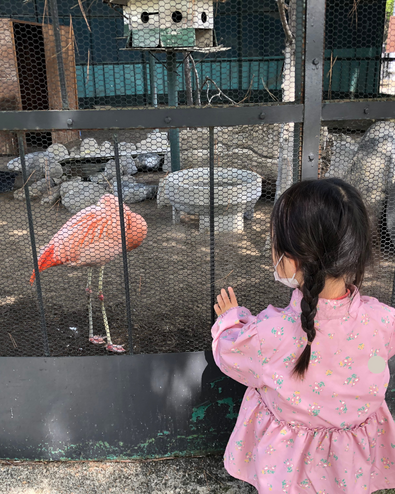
top-left (287, 256), bottom-right (301, 274)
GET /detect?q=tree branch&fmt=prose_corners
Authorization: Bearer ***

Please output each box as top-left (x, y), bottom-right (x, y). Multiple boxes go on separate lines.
top-left (276, 0), bottom-right (294, 44)
top-left (184, 54), bottom-right (193, 106)
top-left (200, 76), bottom-right (238, 106)
top-left (189, 55), bottom-right (201, 106)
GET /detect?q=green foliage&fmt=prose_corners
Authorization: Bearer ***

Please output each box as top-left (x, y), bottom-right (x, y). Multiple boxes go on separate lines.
top-left (387, 0), bottom-right (395, 20)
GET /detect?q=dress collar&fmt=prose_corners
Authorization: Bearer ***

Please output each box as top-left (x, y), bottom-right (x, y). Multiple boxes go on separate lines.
top-left (288, 285), bottom-right (361, 320)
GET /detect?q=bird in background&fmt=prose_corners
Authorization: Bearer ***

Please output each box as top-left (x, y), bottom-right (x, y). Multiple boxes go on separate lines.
top-left (30, 194), bottom-right (148, 353)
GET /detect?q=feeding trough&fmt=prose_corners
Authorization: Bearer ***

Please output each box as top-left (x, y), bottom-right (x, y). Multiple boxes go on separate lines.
top-left (160, 167), bottom-right (262, 233)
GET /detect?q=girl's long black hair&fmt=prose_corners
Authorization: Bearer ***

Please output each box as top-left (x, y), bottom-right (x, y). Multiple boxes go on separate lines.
top-left (270, 178), bottom-right (372, 380)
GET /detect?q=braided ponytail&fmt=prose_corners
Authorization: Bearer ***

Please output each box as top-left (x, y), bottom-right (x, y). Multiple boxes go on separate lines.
top-left (290, 266), bottom-right (326, 380)
top-left (271, 178), bottom-right (371, 381)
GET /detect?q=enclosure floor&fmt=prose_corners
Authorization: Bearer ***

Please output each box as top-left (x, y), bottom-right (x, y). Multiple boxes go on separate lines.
top-left (0, 183), bottom-right (281, 356)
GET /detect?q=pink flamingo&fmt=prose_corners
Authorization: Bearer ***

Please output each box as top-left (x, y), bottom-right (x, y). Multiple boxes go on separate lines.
top-left (30, 194), bottom-right (147, 353)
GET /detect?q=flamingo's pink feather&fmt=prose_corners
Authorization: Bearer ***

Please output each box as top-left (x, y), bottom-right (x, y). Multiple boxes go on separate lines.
top-left (30, 244), bottom-right (63, 284)
top-left (30, 194), bottom-right (147, 284)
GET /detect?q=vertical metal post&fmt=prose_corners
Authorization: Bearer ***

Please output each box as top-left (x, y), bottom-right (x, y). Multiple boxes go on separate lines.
top-left (293, 0), bottom-right (304, 183)
top-left (48, 0), bottom-right (69, 110)
top-left (166, 51), bottom-right (181, 172)
top-left (301, 0), bottom-right (326, 180)
top-left (209, 127), bottom-right (216, 325)
top-left (294, 0), bottom-right (304, 103)
top-left (141, 52), bottom-right (148, 106)
top-left (113, 135), bottom-right (134, 355)
top-left (149, 52), bottom-right (158, 107)
top-left (18, 134), bottom-right (50, 357)
top-left (237, 0), bottom-right (243, 99)
top-left (33, 0), bottom-right (39, 23)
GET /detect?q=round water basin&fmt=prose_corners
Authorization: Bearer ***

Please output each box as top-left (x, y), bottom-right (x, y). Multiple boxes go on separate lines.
top-left (163, 167), bottom-right (262, 232)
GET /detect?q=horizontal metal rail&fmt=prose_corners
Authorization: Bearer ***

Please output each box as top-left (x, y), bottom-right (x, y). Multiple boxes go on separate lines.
top-left (1, 100), bottom-right (395, 131)
top-left (321, 100), bottom-right (395, 121)
top-left (0, 104), bottom-right (303, 130)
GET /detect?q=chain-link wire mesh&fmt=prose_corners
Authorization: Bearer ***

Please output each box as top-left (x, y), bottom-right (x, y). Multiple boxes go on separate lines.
top-left (0, 0), bottom-right (303, 357)
top-left (0, 0), bottom-right (303, 111)
top-left (319, 119), bottom-right (395, 309)
top-left (324, 1), bottom-right (387, 100)
top-left (0, 124), bottom-right (296, 356)
top-left (1, 0), bottom-right (395, 358)
top-left (320, 2), bottom-right (395, 310)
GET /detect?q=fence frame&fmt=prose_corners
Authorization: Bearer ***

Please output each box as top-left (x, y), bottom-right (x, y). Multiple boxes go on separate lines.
top-left (1, 0), bottom-right (395, 461)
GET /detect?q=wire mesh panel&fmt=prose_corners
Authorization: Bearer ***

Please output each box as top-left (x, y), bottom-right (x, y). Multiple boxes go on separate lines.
top-left (324, 0), bottom-right (388, 100)
top-left (0, 122), bottom-right (301, 356)
top-left (319, 119), bottom-right (395, 307)
top-left (4, 1), bottom-right (395, 357)
top-left (320, 3), bottom-right (395, 307)
top-left (0, 0), bottom-right (305, 358)
top-left (0, 0), bottom-right (303, 110)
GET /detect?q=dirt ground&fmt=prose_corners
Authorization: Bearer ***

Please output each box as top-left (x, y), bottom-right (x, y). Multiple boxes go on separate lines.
top-left (1, 172), bottom-right (395, 358)
top-left (0, 457), bottom-right (393, 494)
top-left (0, 174), bottom-right (286, 357)
top-left (0, 457), bottom-right (256, 494)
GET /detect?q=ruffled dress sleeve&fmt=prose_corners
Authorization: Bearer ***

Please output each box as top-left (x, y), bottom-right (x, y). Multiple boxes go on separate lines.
top-left (211, 306), bottom-right (263, 388)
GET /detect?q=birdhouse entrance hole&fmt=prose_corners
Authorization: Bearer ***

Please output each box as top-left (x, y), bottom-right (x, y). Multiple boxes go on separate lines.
top-left (140, 11), bottom-right (158, 24)
top-left (171, 11), bottom-right (183, 23)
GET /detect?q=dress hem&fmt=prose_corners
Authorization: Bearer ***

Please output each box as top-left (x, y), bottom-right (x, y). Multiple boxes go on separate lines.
top-left (223, 459), bottom-right (258, 491)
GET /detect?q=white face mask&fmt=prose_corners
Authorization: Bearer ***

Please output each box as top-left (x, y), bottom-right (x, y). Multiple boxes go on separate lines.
top-left (273, 254), bottom-right (300, 288)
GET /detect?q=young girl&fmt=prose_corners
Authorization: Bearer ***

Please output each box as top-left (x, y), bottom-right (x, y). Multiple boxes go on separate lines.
top-left (212, 178), bottom-right (395, 494)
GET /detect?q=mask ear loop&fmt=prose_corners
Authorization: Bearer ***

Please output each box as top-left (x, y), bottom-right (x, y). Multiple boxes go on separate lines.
top-left (274, 253), bottom-right (284, 269)
top-left (274, 254), bottom-right (300, 286)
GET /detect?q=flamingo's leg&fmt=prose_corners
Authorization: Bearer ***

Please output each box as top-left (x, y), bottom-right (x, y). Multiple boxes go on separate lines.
top-left (87, 267), bottom-right (93, 337)
top-left (98, 266), bottom-right (125, 353)
top-left (88, 267), bottom-right (105, 345)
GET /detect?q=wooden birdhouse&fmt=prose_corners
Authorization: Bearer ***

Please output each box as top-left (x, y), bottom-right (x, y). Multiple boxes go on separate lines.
top-left (108, 0), bottom-right (216, 49)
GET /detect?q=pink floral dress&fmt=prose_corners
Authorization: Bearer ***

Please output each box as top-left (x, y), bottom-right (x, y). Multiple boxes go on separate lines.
top-left (211, 286), bottom-right (395, 493)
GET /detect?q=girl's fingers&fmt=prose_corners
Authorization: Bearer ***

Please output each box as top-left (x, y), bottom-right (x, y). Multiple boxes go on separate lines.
top-left (214, 288), bottom-right (238, 317)
top-left (228, 287), bottom-right (238, 306)
top-left (220, 288), bottom-right (230, 305)
top-left (214, 304), bottom-right (221, 316)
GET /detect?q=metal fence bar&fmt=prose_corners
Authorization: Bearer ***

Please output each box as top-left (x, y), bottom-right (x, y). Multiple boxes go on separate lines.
top-left (293, 0), bottom-right (304, 183)
top-left (149, 53), bottom-right (158, 107)
top-left (4, 99), bottom-right (395, 131)
top-left (209, 126), bottom-right (216, 326)
top-left (301, 0), bottom-right (326, 180)
top-left (0, 105), bottom-right (305, 130)
top-left (321, 101), bottom-right (395, 120)
top-left (113, 134), bottom-right (134, 355)
top-left (18, 134), bottom-right (50, 357)
top-left (166, 52), bottom-right (181, 172)
top-left (48, 0), bottom-right (69, 110)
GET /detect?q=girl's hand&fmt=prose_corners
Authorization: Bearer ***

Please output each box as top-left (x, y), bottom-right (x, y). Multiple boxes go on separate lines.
top-left (214, 287), bottom-right (238, 316)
